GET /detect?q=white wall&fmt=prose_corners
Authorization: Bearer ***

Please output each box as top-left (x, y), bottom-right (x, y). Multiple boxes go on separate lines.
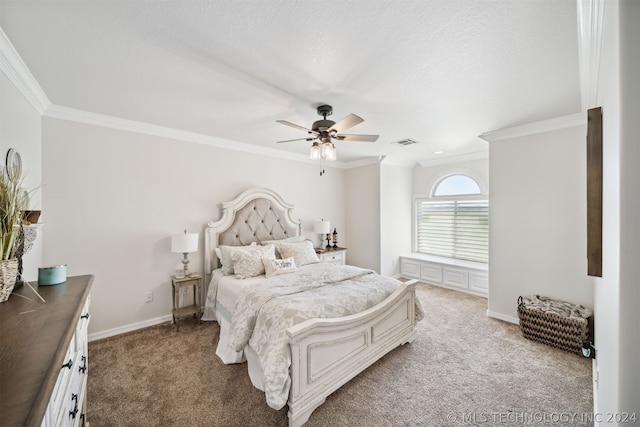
top-left (0, 70), bottom-right (42, 281)
top-left (488, 125), bottom-right (593, 322)
top-left (617, 0), bottom-right (639, 413)
top-left (344, 163), bottom-right (380, 272)
top-left (379, 163), bottom-right (412, 277)
top-left (593, 0), bottom-right (639, 418)
top-left (41, 118), bottom-right (346, 337)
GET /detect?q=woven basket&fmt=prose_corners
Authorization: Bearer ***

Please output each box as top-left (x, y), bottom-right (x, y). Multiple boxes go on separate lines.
top-left (0, 258), bottom-right (19, 303)
top-left (517, 295), bottom-right (592, 355)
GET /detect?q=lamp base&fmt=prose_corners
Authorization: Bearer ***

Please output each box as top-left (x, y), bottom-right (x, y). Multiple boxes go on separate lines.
top-left (182, 253), bottom-right (191, 277)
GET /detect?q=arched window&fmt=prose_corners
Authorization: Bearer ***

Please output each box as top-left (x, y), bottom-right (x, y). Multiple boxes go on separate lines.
top-left (415, 173), bottom-right (488, 263)
top-left (432, 174), bottom-right (482, 196)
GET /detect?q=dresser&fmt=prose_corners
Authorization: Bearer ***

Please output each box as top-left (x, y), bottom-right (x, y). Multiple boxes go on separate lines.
top-left (0, 275), bottom-right (93, 426)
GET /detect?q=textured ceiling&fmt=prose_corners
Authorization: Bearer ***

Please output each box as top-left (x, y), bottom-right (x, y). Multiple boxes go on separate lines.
top-left (0, 0), bottom-right (581, 166)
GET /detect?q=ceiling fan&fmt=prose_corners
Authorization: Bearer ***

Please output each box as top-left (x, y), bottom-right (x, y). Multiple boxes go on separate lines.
top-left (276, 105), bottom-right (379, 175)
top-left (276, 105), bottom-right (379, 167)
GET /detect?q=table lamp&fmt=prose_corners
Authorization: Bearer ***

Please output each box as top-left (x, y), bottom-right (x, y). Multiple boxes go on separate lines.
top-left (313, 220), bottom-right (331, 249)
top-left (171, 230), bottom-right (199, 277)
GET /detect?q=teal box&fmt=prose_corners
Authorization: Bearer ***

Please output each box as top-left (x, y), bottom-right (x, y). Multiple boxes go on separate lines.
top-left (38, 265), bottom-right (67, 286)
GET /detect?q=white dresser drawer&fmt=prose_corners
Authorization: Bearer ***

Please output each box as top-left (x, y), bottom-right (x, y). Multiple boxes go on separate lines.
top-left (42, 293), bottom-right (91, 427)
top-left (319, 249), bottom-right (346, 265)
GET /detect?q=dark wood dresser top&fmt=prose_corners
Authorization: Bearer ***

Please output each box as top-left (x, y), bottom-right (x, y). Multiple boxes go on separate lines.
top-left (0, 275), bottom-right (93, 426)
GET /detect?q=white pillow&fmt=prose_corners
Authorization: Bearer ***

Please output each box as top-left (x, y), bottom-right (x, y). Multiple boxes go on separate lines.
top-left (262, 257), bottom-right (297, 277)
top-left (219, 243), bottom-right (262, 276)
top-left (231, 244), bottom-right (276, 279)
top-left (261, 236), bottom-right (306, 258)
top-left (276, 240), bottom-right (320, 266)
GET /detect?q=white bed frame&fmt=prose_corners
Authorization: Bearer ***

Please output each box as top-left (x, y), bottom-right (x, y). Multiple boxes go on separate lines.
top-left (205, 187), bottom-right (419, 427)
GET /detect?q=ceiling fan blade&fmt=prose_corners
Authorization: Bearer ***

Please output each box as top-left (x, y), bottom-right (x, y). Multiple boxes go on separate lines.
top-left (335, 134), bottom-right (379, 142)
top-left (276, 120), bottom-right (318, 135)
top-left (276, 137), bottom-right (315, 143)
top-left (328, 113), bottom-right (364, 133)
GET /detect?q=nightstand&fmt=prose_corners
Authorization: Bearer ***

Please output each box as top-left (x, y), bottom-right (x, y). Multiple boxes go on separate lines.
top-left (171, 275), bottom-right (203, 331)
top-left (316, 247), bottom-right (347, 265)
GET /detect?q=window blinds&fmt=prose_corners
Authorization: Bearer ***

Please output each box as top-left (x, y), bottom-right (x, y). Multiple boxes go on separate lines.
top-left (415, 198), bottom-right (489, 263)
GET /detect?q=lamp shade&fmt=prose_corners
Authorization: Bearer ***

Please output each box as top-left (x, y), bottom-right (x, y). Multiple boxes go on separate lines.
top-left (321, 141), bottom-right (336, 161)
top-left (309, 141), bottom-right (321, 160)
top-left (171, 232), bottom-right (199, 253)
top-left (313, 220), bottom-right (331, 234)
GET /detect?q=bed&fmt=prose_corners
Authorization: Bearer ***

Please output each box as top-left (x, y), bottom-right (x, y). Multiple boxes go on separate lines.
top-left (202, 187), bottom-right (423, 427)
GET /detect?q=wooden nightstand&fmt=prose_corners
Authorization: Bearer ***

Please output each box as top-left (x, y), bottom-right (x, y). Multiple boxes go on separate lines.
top-left (171, 275), bottom-right (203, 331)
top-left (316, 247), bottom-right (347, 265)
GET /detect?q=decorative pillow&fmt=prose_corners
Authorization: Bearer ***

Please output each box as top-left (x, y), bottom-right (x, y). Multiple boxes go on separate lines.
top-left (219, 243), bottom-right (260, 275)
top-left (231, 244), bottom-right (276, 279)
top-left (261, 235), bottom-right (306, 258)
top-left (262, 257), bottom-right (297, 278)
top-left (276, 240), bottom-right (320, 266)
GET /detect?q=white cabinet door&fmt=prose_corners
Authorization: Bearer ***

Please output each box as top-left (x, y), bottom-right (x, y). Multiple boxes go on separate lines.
top-left (420, 263), bottom-right (443, 284)
top-left (400, 259), bottom-right (420, 279)
top-left (443, 267), bottom-right (469, 290)
top-left (469, 271), bottom-right (489, 293)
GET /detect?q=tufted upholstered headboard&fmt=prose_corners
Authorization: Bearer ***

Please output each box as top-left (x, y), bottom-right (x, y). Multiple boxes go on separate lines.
top-left (204, 187), bottom-right (302, 279)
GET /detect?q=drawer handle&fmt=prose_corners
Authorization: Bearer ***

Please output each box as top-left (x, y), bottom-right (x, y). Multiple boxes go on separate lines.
top-left (81, 313), bottom-right (90, 320)
top-left (62, 359), bottom-right (73, 370)
top-left (69, 394), bottom-right (78, 419)
top-left (79, 355), bottom-right (87, 374)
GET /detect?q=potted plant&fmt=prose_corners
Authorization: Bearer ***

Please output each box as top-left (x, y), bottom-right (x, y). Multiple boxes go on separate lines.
top-left (0, 163), bottom-right (27, 302)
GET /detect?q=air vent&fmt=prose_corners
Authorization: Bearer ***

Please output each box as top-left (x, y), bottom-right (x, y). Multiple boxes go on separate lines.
top-left (391, 138), bottom-right (419, 146)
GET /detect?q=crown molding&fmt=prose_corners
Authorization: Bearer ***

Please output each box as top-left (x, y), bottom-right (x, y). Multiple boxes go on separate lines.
top-left (418, 151), bottom-right (488, 167)
top-left (478, 112), bottom-right (586, 142)
top-left (44, 104), bottom-right (361, 167)
top-left (0, 26), bottom-right (50, 114)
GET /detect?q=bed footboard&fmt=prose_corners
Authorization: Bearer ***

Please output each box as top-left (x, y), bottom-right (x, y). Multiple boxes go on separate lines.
top-left (286, 280), bottom-right (419, 427)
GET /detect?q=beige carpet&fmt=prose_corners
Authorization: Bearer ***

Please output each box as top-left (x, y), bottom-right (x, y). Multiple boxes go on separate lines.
top-left (88, 283), bottom-right (592, 426)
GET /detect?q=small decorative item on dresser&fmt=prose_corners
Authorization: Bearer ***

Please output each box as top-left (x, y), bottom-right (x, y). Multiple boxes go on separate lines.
top-left (332, 228), bottom-right (338, 248)
top-left (0, 148), bottom-right (28, 302)
top-left (0, 259), bottom-right (18, 303)
top-left (37, 264), bottom-right (67, 286)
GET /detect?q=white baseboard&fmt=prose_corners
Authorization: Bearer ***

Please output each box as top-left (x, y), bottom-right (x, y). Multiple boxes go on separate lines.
top-left (486, 309), bottom-right (519, 325)
top-left (88, 314), bottom-right (173, 342)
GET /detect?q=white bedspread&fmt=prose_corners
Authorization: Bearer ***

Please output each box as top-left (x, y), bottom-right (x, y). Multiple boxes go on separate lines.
top-left (226, 264), bottom-right (424, 410)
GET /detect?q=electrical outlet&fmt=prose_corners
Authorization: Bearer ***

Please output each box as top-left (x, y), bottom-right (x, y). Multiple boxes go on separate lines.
top-left (145, 291), bottom-right (153, 303)
top-left (182, 287), bottom-right (188, 296)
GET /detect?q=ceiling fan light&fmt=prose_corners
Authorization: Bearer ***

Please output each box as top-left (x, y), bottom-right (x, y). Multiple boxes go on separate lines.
top-left (310, 141), bottom-right (321, 160)
top-left (322, 141), bottom-right (337, 161)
